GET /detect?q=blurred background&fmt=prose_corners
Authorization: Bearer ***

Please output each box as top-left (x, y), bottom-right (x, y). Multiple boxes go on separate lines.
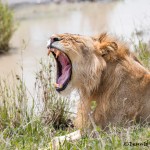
top-left (0, 0), bottom-right (150, 98)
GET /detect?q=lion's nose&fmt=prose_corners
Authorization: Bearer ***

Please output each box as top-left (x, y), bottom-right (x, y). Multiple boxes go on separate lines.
top-left (50, 35), bottom-right (62, 43)
top-left (47, 35), bottom-right (62, 49)
top-left (51, 37), bottom-right (61, 43)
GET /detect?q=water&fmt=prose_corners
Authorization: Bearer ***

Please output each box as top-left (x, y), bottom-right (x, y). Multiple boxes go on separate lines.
top-left (3, 0), bottom-right (49, 5)
top-left (0, 0), bottom-right (150, 107)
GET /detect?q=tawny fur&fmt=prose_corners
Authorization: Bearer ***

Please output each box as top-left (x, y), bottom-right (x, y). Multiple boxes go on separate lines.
top-left (51, 33), bottom-right (150, 129)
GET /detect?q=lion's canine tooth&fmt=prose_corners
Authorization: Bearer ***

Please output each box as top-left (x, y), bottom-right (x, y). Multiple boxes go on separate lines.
top-left (56, 51), bottom-right (61, 58)
top-left (47, 48), bottom-right (51, 56)
top-left (48, 48), bottom-right (55, 56)
top-left (54, 83), bottom-right (62, 88)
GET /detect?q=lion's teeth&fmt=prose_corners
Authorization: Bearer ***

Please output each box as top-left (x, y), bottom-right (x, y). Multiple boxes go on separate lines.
top-left (54, 83), bottom-right (62, 88)
top-left (48, 48), bottom-right (55, 56)
top-left (47, 49), bottom-right (51, 56)
top-left (56, 51), bottom-right (61, 58)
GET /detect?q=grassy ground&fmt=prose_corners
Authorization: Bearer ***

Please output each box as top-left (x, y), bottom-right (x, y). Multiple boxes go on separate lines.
top-left (0, 41), bottom-right (150, 150)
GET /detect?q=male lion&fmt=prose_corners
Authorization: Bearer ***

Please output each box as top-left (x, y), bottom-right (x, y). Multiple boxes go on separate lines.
top-left (47, 33), bottom-right (150, 149)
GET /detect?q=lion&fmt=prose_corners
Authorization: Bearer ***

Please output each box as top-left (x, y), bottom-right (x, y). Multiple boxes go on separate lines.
top-left (47, 33), bottom-right (150, 149)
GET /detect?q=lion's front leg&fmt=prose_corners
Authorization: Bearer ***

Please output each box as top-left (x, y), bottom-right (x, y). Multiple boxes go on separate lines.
top-left (74, 99), bottom-right (91, 129)
top-left (93, 102), bottom-right (107, 129)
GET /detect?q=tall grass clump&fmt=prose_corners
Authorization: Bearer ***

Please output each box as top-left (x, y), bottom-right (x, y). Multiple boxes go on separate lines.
top-left (0, 74), bottom-right (38, 148)
top-left (0, 58), bottom-right (72, 149)
top-left (134, 39), bottom-right (150, 69)
top-left (131, 31), bottom-right (150, 69)
top-left (35, 58), bottom-right (72, 130)
top-left (0, 1), bottom-right (15, 52)
top-left (0, 76), bottom-right (30, 130)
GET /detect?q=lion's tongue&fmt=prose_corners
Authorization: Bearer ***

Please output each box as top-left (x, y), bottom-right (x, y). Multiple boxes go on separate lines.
top-left (57, 53), bottom-right (71, 85)
top-left (58, 65), bottom-right (71, 85)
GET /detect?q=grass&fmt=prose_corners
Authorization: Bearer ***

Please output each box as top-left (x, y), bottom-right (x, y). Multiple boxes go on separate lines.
top-left (131, 31), bottom-right (150, 69)
top-left (0, 42), bottom-right (150, 149)
top-left (0, 58), bottom-right (72, 150)
top-left (134, 40), bottom-right (150, 69)
top-left (60, 125), bottom-right (150, 150)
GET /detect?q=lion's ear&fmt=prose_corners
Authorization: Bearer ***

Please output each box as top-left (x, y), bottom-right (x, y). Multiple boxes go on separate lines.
top-left (95, 42), bottom-right (118, 57)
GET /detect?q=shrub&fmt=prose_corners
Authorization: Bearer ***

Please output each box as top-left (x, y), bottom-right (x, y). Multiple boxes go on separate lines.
top-left (0, 1), bottom-right (15, 52)
top-left (35, 58), bottom-right (71, 130)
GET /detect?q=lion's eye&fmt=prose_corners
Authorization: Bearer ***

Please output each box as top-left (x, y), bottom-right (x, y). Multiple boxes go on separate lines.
top-left (74, 40), bottom-right (83, 44)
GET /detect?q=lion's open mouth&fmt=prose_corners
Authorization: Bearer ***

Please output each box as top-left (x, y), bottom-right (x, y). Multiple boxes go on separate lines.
top-left (47, 48), bottom-right (72, 92)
